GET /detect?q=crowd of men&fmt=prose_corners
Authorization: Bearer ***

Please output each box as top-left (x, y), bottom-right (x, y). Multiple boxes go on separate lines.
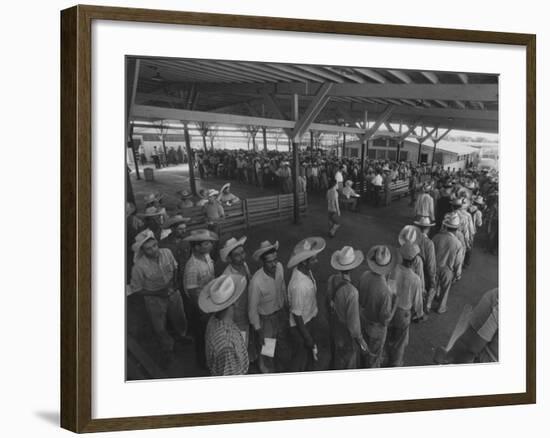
top-left (127, 153), bottom-right (499, 376)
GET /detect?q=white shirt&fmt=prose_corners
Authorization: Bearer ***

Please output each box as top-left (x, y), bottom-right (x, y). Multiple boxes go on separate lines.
top-left (372, 174), bottom-right (383, 186)
top-left (335, 171), bottom-right (344, 183)
top-left (288, 268), bottom-right (318, 327)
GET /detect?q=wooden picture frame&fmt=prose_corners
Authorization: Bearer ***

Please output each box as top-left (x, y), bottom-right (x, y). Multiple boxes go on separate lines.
top-left (60, 4), bottom-right (536, 433)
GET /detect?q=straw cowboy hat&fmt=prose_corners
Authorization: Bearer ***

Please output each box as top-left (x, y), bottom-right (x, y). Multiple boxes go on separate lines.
top-left (345, 180), bottom-right (354, 187)
top-left (399, 242), bottom-right (420, 261)
top-left (452, 197), bottom-right (468, 208)
top-left (143, 192), bottom-right (164, 205)
top-left (473, 195), bottom-right (485, 205)
top-left (177, 189), bottom-right (192, 198)
top-left (198, 274), bottom-right (247, 314)
top-left (183, 229), bottom-right (219, 242)
top-left (162, 215), bottom-right (191, 229)
top-left (331, 246), bottom-right (364, 271)
top-left (398, 225), bottom-right (419, 246)
top-left (252, 240), bottom-right (279, 261)
top-left (442, 212), bottom-right (461, 229)
top-left (382, 165), bottom-right (390, 172)
top-left (219, 236), bottom-right (247, 263)
top-left (413, 216), bottom-right (436, 228)
top-left (366, 245), bottom-right (400, 275)
top-left (139, 206), bottom-right (165, 218)
top-left (422, 183), bottom-right (432, 192)
top-left (207, 189), bottom-right (220, 198)
top-left (287, 237), bottom-right (326, 269)
top-left (131, 229), bottom-right (156, 253)
top-left (220, 183), bottom-right (231, 193)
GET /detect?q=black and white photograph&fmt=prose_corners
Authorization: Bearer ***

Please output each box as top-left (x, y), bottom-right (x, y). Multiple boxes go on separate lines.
top-left (125, 56), bottom-right (499, 380)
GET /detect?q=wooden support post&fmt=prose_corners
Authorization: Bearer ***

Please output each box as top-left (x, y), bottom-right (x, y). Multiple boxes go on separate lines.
top-left (292, 93), bottom-right (300, 224)
top-left (128, 123), bottom-right (141, 180)
top-left (431, 127), bottom-right (439, 168)
top-left (342, 132), bottom-right (346, 157)
top-left (310, 130), bottom-right (314, 159)
top-left (183, 122), bottom-right (197, 196)
top-left (126, 165), bottom-right (135, 206)
top-left (262, 126), bottom-right (268, 151)
top-left (396, 140), bottom-right (401, 162)
top-left (417, 142), bottom-right (423, 164)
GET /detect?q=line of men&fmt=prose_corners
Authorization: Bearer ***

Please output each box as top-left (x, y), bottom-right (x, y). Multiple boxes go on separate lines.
top-left (128, 167), bottom-right (498, 376)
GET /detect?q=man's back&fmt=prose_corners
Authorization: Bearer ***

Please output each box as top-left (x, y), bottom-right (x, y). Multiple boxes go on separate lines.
top-left (358, 271), bottom-right (393, 325)
top-left (433, 231), bottom-right (461, 269)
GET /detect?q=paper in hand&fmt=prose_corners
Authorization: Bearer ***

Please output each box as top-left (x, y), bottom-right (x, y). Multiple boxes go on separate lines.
top-left (260, 337), bottom-right (277, 358)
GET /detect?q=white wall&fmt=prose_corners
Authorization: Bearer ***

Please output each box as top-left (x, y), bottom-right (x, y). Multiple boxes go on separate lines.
top-left (1, 1), bottom-right (546, 438)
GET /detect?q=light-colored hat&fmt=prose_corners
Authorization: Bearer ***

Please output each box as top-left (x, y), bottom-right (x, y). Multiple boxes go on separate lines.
top-left (345, 180), bottom-right (354, 187)
top-left (287, 237), bottom-right (326, 269)
top-left (220, 183), bottom-right (231, 193)
top-left (219, 236), bottom-right (247, 263)
top-left (382, 165), bottom-right (390, 172)
top-left (399, 242), bottom-right (420, 261)
top-left (252, 240), bottom-right (279, 261)
top-left (143, 192), bottom-right (164, 205)
top-left (182, 229), bottom-right (219, 242)
top-left (207, 189), bottom-right (219, 198)
top-left (414, 216), bottom-right (436, 228)
top-left (423, 183), bottom-right (432, 192)
top-left (163, 215), bottom-right (191, 229)
top-left (178, 189), bottom-right (192, 198)
top-left (398, 225), bottom-right (418, 246)
top-left (443, 212), bottom-right (461, 229)
top-left (366, 245), bottom-right (400, 275)
top-left (126, 202), bottom-right (136, 218)
top-left (473, 195), bottom-right (485, 205)
top-left (131, 229), bottom-right (156, 253)
top-left (139, 206), bottom-right (164, 217)
top-left (465, 181), bottom-right (476, 189)
top-left (198, 274), bottom-right (247, 313)
top-left (331, 246), bottom-right (364, 271)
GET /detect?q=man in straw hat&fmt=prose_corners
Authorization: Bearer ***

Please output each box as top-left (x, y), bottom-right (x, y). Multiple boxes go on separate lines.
top-left (199, 274), bottom-right (249, 375)
top-left (183, 229), bottom-right (219, 368)
top-left (203, 189), bottom-right (225, 236)
top-left (220, 236), bottom-right (256, 365)
top-left (138, 206), bottom-right (166, 241)
top-left (327, 178), bottom-right (341, 238)
top-left (411, 216), bottom-right (437, 312)
top-left (432, 213), bottom-right (463, 314)
top-left (415, 183), bottom-right (435, 222)
top-left (341, 180), bottom-right (360, 212)
top-left (218, 182), bottom-right (241, 207)
top-left (398, 225), bottom-right (427, 321)
top-left (452, 197), bottom-right (475, 267)
top-left (358, 245), bottom-right (400, 368)
top-left (130, 229), bottom-right (190, 361)
top-left (287, 237), bottom-right (326, 371)
top-left (327, 246), bottom-right (369, 369)
top-left (468, 195), bottom-right (484, 236)
top-left (176, 189), bottom-right (194, 211)
top-left (434, 288), bottom-right (498, 365)
top-left (249, 240), bottom-right (288, 373)
top-left (385, 242), bottom-right (424, 367)
top-left (126, 202), bottom-right (144, 283)
top-left (159, 215), bottom-right (191, 292)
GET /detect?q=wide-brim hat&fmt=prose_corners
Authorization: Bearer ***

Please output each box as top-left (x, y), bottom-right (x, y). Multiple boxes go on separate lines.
top-left (443, 212), bottom-right (460, 229)
top-left (345, 180), bottom-right (354, 187)
top-left (220, 236), bottom-right (247, 263)
top-left (143, 192), bottom-right (164, 205)
top-left (331, 246), bottom-right (364, 271)
top-left (138, 206), bottom-right (165, 218)
top-left (422, 183), bottom-right (432, 192)
top-left (131, 229), bottom-right (156, 253)
top-left (413, 216), bottom-right (436, 228)
top-left (366, 245), bottom-right (400, 275)
top-left (398, 225), bottom-right (419, 246)
top-left (163, 215), bottom-right (191, 229)
top-left (287, 237), bottom-right (326, 269)
top-left (220, 183), bottom-right (231, 193)
top-left (183, 229), bottom-right (219, 242)
top-left (198, 274), bottom-right (247, 313)
top-left (207, 189), bottom-right (220, 198)
top-left (473, 196), bottom-right (485, 205)
top-left (177, 189), bottom-right (192, 198)
top-left (252, 240), bottom-right (279, 261)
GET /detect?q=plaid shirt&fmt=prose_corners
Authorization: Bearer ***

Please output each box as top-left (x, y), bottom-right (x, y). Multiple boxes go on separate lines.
top-left (205, 315), bottom-right (249, 376)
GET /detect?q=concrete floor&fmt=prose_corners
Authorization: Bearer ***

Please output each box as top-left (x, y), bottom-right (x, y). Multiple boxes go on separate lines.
top-left (127, 164), bottom-right (498, 379)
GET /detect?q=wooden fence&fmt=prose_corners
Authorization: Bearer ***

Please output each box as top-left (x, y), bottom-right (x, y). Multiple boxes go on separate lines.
top-left (181, 193), bottom-right (308, 234)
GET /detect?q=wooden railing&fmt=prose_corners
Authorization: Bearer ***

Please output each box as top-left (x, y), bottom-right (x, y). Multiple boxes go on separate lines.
top-left (180, 193), bottom-right (308, 234)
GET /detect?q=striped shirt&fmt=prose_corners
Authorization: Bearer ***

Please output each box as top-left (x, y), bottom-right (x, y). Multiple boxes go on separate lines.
top-left (205, 315), bottom-right (249, 376)
top-left (183, 254), bottom-right (215, 299)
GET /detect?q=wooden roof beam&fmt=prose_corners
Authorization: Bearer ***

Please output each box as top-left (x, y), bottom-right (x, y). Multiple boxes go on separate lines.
top-left (353, 68), bottom-right (386, 83)
top-left (292, 83), bottom-right (333, 141)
